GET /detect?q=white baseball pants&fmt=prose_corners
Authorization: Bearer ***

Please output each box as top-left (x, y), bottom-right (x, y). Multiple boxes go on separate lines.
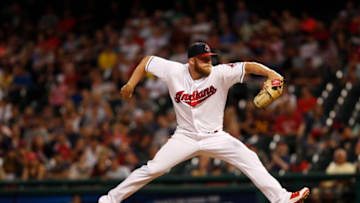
top-left (103, 131), bottom-right (291, 203)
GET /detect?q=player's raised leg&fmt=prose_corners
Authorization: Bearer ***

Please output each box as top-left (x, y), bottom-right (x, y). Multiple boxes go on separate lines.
top-left (201, 132), bottom-right (309, 203)
top-left (99, 133), bottom-right (200, 203)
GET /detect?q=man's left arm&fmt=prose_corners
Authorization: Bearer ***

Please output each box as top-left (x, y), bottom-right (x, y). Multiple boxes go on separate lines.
top-left (244, 62), bottom-right (283, 80)
top-left (244, 62), bottom-right (285, 108)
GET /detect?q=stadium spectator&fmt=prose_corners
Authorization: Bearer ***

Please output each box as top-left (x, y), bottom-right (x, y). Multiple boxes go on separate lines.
top-left (0, 166), bottom-right (5, 180)
top-left (105, 157), bottom-right (131, 179)
top-left (274, 100), bottom-right (303, 136)
top-left (91, 151), bottom-right (111, 178)
top-left (2, 147), bottom-right (22, 180)
top-left (268, 141), bottom-right (290, 172)
top-left (322, 148), bottom-right (356, 201)
top-left (98, 46), bottom-right (117, 71)
top-left (323, 148), bottom-right (356, 190)
top-left (21, 152), bottom-right (46, 180)
top-left (233, 1), bottom-right (250, 27)
top-left (70, 195), bottom-right (82, 203)
top-left (69, 152), bottom-right (92, 179)
top-left (191, 155), bottom-right (211, 176)
top-left (47, 153), bottom-right (70, 179)
top-left (297, 86), bottom-right (317, 114)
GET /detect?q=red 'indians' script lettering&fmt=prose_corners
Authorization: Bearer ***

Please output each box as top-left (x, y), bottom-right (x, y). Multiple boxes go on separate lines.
top-left (175, 86), bottom-right (217, 107)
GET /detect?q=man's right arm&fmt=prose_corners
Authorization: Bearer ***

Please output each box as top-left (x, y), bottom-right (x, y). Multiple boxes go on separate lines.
top-left (120, 56), bottom-right (151, 100)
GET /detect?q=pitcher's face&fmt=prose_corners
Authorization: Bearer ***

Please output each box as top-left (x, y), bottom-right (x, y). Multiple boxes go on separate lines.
top-left (192, 56), bottom-right (212, 76)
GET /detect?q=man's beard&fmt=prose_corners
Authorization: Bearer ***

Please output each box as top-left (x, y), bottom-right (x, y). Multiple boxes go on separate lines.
top-left (194, 59), bottom-right (211, 76)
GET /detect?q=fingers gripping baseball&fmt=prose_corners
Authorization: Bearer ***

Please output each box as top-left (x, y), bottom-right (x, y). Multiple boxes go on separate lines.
top-left (120, 84), bottom-right (134, 100)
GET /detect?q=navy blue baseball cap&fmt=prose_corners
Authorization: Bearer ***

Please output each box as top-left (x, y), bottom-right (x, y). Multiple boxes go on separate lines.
top-left (187, 42), bottom-right (217, 58)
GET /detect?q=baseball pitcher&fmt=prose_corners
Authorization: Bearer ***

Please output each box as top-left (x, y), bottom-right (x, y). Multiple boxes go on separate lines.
top-left (99, 42), bottom-right (310, 203)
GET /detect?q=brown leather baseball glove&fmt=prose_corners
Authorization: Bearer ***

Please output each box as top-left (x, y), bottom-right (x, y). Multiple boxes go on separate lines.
top-left (254, 78), bottom-right (284, 109)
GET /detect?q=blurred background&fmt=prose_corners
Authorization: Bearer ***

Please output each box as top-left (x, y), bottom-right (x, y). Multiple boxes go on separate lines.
top-left (0, 0), bottom-right (360, 202)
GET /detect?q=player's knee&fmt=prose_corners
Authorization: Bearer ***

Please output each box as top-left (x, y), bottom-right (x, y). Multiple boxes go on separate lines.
top-left (249, 150), bottom-right (258, 157)
top-left (244, 147), bottom-right (259, 159)
top-left (248, 149), bottom-right (263, 163)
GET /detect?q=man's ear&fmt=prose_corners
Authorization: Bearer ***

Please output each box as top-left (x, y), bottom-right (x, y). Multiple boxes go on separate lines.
top-left (188, 58), bottom-right (194, 65)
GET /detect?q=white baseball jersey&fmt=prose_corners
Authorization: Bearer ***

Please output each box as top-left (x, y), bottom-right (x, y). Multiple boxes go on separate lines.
top-left (145, 56), bottom-right (245, 134)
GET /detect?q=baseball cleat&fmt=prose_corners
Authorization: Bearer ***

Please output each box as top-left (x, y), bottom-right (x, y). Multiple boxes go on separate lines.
top-left (98, 195), bottom-right (111, 203)
top-left (289, 187), bottom-right (310, 203)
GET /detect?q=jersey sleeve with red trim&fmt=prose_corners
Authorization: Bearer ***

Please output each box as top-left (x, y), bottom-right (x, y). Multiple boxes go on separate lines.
top-left (145, 56), bottom-right (177, 81)
top-left (220, 62), bottom-right (246, 87)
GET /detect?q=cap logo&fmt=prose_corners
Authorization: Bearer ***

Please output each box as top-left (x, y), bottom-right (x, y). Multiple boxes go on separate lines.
top-left (204, 44), bottom-right (210, 52)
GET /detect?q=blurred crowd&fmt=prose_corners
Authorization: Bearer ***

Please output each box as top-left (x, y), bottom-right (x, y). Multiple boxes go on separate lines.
top-left (0, 1), bottom-right (359, 192)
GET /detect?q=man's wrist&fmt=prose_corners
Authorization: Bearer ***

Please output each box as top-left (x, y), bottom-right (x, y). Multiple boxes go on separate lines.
top-left (268, 71), bottom-right (283, 80)
top-left (127, 82), bottom-right (135, 89)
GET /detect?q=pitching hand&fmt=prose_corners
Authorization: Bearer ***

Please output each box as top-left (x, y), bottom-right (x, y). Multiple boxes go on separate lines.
top-left (120, 83), bottom-right (134, 100)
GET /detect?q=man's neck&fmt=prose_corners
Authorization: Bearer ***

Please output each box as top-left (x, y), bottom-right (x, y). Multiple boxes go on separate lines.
top-left (189, 68), bottom-right (201, 80)
top-left (189, 66), bottom-right (207, 80)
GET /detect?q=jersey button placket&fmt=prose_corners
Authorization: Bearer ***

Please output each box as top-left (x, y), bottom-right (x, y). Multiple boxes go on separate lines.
top-left (189, 84), bottom-right (199, 139)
